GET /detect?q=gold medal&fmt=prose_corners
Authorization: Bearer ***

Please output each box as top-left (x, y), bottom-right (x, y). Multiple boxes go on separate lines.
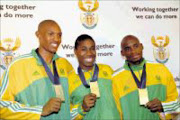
top-left (138, 88), bottom-right (149, 105)
top-left (90, 81), bottom-right (100, 98)
top-left (54, 85), bottom-right (65, 101)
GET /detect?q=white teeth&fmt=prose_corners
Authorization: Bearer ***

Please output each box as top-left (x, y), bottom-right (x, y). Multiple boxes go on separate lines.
top-left (51, 43), bottom-right (57, 47)
top-left (84, 58), bottom-right (93, 62)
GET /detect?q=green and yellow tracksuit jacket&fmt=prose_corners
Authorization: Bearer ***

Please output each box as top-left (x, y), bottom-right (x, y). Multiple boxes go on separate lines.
top-left (112, 59), bottom-right (178, 120)
top-left (0, 49), bottom-right (73, 120)
top-left (69, 64), bottom-right (120, 120)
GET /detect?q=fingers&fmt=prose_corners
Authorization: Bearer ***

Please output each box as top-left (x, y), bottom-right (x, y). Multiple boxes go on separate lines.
top-left (146, 98), bottom-right (159, 108)
top-left (53, 98), bottom-right (62, 106)
top-left (82, 93), bottom-right (97, 112)
top-left (86, 95), bottom-right (96, 106)
top-left (49, 98), bottom-right (62, 112)
top-left (146, 98), bottom-right (163, 112)
top-left (90, 93), bottom-right (96, 97)
top-left (52, 105), bottom-right (61, 112)
top-left (146, 103), bottom-right (159, 112)
top-left (51, 100), bottom-right (61, 112)
top-left (51, 98), bottom-right (62, 111)
top-left (86, 101), bottom-right (96, 108)
top-left (41, 97), bottom-right (62, 116)
top-left (85, 93), bottom-right (97, 104)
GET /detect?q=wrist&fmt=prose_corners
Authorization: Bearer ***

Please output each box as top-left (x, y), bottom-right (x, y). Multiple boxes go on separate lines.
top-left (78, 104), bottom-right (87, 116)
top-left (82, 103), bottom-right (89, 112)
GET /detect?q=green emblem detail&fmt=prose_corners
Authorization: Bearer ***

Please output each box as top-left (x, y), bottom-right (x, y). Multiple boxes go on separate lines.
top-left (103, 71), bottom-right (108, 77)
top-left (60, 69), bottom-right (65, 75)
top-left (32, 71), bottom-right (40, 76)
top-left (156, 75), bottom-right (161, 82)
top-left (123, 85), bottom-right (129, 91)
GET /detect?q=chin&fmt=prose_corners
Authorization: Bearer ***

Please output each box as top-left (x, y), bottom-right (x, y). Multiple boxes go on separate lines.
top-left (85, 63), bottom-right (94, 67)
top-left (131, 58), bottom-right (143, 64)
top-left (49, 49), bottom-right (58, 53)
top-left (132, 59), bottom-right (140, 63)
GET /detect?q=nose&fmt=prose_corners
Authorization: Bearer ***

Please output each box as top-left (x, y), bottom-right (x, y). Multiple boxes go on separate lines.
top-left (87, 49), bottom-right (94, 56)
top-left (54, 34), bottom-right (61, 43)
top-left (87, 49), bottom-right (92, 55)
top-left (87, 50), bottom-right (96, 58)
top-left (129, 47), bottom-right (137, 55)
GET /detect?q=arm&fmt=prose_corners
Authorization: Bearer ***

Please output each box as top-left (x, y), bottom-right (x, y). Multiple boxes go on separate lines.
top-left (70, 93), bottom-right (96, 120)
top-left (112, 77), bottom-right (123, 120)
top-left (146, 65), bottom-right (178, 118)
top-left (70, 103), bottom-right (85, 120)
top-left (163, 67), bottom-right (178, 103)
top-left (0, 65), bottom-right (63, 119)
top-left (162, 99), bottom-right (180, 114)
top-left (68, 71), bottom-right (97, 120)
top-left (0, 69), bottom-right (42, 119)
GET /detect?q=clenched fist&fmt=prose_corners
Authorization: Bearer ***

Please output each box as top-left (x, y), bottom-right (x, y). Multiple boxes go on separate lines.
top-left (146, 98), bottom-right (163, 112)
top-left (41, 98), bottom-right (62, 116)
top-left (82, 93), bottom-right (97, 112)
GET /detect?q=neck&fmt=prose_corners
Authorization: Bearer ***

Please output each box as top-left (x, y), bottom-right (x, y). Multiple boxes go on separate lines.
top-left (38, 48), bottom-right (54, 63)
top-left (128, 58), bottom-right (144, 66)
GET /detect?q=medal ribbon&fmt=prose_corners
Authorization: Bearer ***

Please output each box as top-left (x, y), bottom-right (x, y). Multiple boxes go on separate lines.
top-left (128, 63), bottom-right (146, 88)
top-left (36, 49), bottom-right (60, 85)
top-left (78, 64), bottom-right (99, 88)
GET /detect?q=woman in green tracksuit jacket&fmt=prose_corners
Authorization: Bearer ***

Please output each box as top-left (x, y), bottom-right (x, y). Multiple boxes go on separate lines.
top-left (69, 34), bottom-right (120, 120)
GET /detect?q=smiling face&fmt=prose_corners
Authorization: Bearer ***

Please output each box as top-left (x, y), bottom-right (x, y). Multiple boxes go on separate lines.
top-left (121, 35), bottom-right (143, 65)
top-left (36, 20), bottom-right (62, 55)
top-left (75, 38), bottom-right (96, 70)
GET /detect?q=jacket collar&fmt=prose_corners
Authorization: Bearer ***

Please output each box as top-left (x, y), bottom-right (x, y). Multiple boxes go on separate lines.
top-left (123, 58), bottom-right (146, 71)
top-left (31, 49), bottom-right (59, 65)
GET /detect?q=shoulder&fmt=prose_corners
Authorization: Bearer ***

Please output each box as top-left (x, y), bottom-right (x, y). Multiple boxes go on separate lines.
top-left (8, 53), bottom-right (34, 68)
top-left (68, 69), bottom-right (79, 84)
top-left (57, 57), bottom-right (69, 62)
top-left (146, 60), bottom-right (167, 69)
top-left (56, 57), bottom-right (73, 75)
top-left (56, 57), bottom-right (72, 67)
top-left (112, 67), bottom-right (125, 77)
top-left (97, 64), bottom-right (113, 71)
top-left (97, 63), bottom-right (113, 74)
top-left (145, 60), bottom-right (172, 76)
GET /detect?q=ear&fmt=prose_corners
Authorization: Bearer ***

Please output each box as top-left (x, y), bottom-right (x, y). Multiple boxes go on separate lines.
top-left (121, 50), bottom-right (124, 56)
top-left (35, 31), bottom-right (40, 38)
top-left (140, 43), bottom-right (144, 50)
top-left (74, 49), bottom-right (77, 56)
